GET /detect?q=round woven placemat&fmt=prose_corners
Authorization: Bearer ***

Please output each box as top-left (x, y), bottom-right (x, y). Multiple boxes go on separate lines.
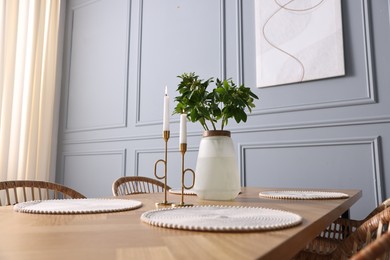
top-left (13, 198), bottom-right (143, 214)
top-left (141, 205), bottom-right (302, 231)
top-left (259, 190), bottom-right (349, 200)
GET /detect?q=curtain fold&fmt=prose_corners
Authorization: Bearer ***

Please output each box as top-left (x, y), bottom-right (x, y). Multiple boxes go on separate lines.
top-left (0, 0), bottom-right (61, 181)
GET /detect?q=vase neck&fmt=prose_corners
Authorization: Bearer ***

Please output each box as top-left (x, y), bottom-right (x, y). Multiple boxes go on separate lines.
top-left (203, 130), bottom-right (231, 137)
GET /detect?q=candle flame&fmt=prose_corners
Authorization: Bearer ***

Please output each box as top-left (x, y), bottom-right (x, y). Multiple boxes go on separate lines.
top-left (165, 86), bottom-right (168, 96)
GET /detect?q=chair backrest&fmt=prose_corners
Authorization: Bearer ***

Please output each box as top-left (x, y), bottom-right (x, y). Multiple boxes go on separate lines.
top-left (363, 197), bottom-right (390, 221)
top-left (332, 207), bottom-right (390, 259)
top-left (319, 198), bottom-right (390, 243)
top-left (112, 176), bottom-right (170, 196)
top-left (0, 180), bottom-right (86, 206)
top-left (350, 231), bottom-right (390, 260)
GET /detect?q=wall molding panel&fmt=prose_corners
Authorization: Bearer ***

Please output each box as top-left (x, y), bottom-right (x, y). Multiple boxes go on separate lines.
top-left (134, 0), bottom-right (227, 127)
top-left (64, 0), bottom-right (130, 133)
top-left (62, 149), bottom-right (127, 197)
top-left (62, 115), bottom-right (390, 145)
top-left (62, 149), bottom-right (127, 177)
top-left (238, 136), bottom-right (384, 206)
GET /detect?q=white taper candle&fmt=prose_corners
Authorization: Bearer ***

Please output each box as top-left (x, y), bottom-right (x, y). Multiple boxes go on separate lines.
top-left (179, 114), bottom-right (187, 144)
top-left (163, 86), bottom-right (170, 131)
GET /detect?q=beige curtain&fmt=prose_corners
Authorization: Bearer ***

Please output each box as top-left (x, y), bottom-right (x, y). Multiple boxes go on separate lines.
top-left (0, 0), bottom-right (61, 181)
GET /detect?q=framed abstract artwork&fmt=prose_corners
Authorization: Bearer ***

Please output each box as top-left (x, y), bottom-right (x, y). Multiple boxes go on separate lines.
top-left (255, 0), bottom-right (345, 88)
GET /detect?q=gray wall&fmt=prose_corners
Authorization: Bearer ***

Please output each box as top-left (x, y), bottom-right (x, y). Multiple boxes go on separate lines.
top-left (57, 0), bottom-right (390, 219)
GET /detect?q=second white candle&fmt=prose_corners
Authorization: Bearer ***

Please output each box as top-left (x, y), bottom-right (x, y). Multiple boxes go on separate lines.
top-left (179, 114), bottom-right (187, 144)
top-left (163, 86), bottom-right (170, 131)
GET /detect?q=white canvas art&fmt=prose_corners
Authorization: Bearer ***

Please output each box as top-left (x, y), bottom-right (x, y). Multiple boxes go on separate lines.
top-left (255, 0), bottom-right (345, 88)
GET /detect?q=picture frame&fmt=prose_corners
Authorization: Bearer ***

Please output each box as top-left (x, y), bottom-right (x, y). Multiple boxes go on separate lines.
top-left (255, 0), bottom-right (345, 88)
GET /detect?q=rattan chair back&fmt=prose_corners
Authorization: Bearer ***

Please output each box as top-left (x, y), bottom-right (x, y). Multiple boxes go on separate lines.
top-left (295, 207), bottom-right (390, 259)
top-left (0, 180), bottom-right (86, 206)
top-left (302, 197), bottom-right (390, 256)
top-left (320, 198), bottom-right (390, 242)
top-left (350, 231), bottom-right (390, 260)
top-left (332, 207), bottom-right (390, 259)
top-left (112, 176), bottom-right (170, 196)
top-left (294, 199), bottom-right (390, 260)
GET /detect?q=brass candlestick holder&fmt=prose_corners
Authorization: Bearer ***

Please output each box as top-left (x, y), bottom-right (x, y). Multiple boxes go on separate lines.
top-left (154, 130), bottom-right (173, 207)
top-left (173, 143), bottom-right (195, 207)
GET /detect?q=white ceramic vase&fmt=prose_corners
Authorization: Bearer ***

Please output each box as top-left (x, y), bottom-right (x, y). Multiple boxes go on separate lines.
top-left (194, 130), bottom-right (240, 200)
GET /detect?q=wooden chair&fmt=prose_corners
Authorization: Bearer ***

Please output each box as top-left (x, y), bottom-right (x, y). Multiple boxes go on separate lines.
top-left (303, 198), bottom-right (390, 255)
top-left (294, 206), bottom-right (390, 259)
top-left (112, 176), bottom-right (170, 196)
top-left (350, 231), bottom-right (390, 260)
top-left (0, 180), bottom-right (86, 206)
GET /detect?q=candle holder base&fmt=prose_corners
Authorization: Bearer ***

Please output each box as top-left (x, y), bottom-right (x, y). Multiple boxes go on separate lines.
top-left (172, 203), bottom-right (193, 208)
top-left (155, 202), bottom-right (174, 208)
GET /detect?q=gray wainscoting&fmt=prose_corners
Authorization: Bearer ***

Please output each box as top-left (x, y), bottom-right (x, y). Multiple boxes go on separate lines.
top-left (57, 0), bottom-right (390, 219)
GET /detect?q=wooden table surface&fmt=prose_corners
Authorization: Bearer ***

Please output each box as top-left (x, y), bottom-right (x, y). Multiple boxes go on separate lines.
top-left (0, 187), bottom-right (361, 260)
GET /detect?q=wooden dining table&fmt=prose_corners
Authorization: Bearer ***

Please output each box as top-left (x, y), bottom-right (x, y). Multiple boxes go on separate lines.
top-left (0, 187), bottom-right (361, 260)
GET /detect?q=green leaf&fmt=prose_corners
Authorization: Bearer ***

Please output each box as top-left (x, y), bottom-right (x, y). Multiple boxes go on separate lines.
top-left (173, 73), bottom-right (259, 130)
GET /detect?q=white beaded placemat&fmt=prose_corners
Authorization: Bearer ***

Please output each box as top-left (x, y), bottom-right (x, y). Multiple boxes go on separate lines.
top-left (169, 188), bottom-right (196, 195)
top-left (140, 205), bottom-right (302, 231)
top-left (13, 198), bottom-right (143, 214)
top-left (259, 190), bottom-right (349, 200)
